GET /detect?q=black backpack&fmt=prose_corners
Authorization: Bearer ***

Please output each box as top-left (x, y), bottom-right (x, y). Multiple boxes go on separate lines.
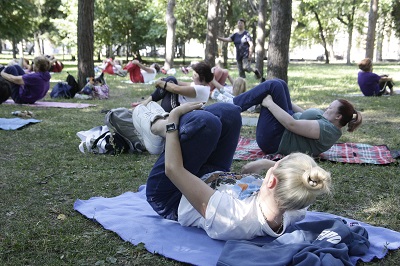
top-left (50, 72), bottom-right (79, 99)
top-left (66, 72), bottom-right (80, 97)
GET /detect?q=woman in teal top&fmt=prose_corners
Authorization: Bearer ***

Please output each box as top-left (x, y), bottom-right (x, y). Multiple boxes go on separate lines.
top-left (233, 79), bottom-right (362, 173)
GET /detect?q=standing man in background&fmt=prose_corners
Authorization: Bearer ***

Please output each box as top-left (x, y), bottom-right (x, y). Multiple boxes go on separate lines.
top-left (218, 18), bottom-right (261, 79)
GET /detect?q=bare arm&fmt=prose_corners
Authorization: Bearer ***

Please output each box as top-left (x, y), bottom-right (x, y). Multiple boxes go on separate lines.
top-left (1, 70), bottom-right (24, 85)
top-left (155, 79), bottom-right (197, 98)
top-left (132, 60), bottom-right (155, 74)
top-left (165, 103), bottom-right (215, 217)
top-left (380, 76), bottom-right (392, 82)
top-left (241, 159), bottom-right (276, 174)
top-left (291, 102), bottom-right (305, 113)
top-left (210, 79), bottom-right (224, 90)
top-left (217, 36), bottom-right (232, 42)
top-left (248, 39), bottom-right (254, 59)
top-left (263, 95), bottom-right (320, 139)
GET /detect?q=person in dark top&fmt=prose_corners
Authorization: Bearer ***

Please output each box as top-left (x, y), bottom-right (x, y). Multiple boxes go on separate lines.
top-left (0, 55), bottom-right (51, 104)
top-left (218, 18), bottom-right (261, 79)
top-left (357, 58), bottom-right (395, 96)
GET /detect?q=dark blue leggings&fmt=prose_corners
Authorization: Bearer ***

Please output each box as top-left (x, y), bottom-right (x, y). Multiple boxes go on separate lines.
top-left (233, 78), bottom-right (294, 154)
top-left (146, 102), bottom-right (242, 220)
top-left (151, 76), bottom-right (179, 112)
top-left (4, 65), bottom-right (25, 103)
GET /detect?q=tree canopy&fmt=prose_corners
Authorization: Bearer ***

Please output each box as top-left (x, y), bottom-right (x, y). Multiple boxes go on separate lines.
top-left (1, 0), bottom-right (399, 66)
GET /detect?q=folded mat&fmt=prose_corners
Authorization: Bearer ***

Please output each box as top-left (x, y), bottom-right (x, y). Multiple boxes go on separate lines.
top-left (234, 137), bottom-right (396, 164)
top-left (0, 117), bottom-right (41, 130)
top-left (4, 99), bottom-right (95, 108)
top-left (74, 185), bottom-right (400, 266)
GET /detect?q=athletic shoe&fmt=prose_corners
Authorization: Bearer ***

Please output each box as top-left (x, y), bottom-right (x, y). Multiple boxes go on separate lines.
top-left (132, 104), bottom-right (165, 155)
top-left (254, 69), bottom-right (261, 79)
top-left (146, 101), bottom-right (169, 120)
top-left (210, 89), bottom-right (220, 100)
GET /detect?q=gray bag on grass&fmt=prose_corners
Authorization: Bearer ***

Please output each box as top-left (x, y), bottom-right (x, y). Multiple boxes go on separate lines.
top-left (104, 108), bottom-right (145, 153)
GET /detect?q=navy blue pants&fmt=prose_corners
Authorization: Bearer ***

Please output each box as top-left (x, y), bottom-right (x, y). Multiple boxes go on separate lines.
top-left (146, 103), bottom-right (242, 220)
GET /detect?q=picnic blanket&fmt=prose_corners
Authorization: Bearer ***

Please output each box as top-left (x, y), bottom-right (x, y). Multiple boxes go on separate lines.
top-left (234, 137), bottom-right (396, 164)
top-left (74, 185), bottom-right (400, 266)
top-left (0, 117), bottom-right (41, 130)
top-left (4, 99), bottom-right (96, 109)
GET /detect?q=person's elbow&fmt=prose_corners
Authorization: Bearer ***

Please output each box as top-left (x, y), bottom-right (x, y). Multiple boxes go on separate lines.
top-left (165, 162), bottom-right (184, 181)
top-left (284, 120), bottom-right (297, 131)
top-left (165, 161), bottom-right (175, 177)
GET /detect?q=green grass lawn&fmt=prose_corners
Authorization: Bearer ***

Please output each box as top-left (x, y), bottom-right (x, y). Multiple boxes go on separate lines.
top-left (1, 59), bottom-right (400, 265)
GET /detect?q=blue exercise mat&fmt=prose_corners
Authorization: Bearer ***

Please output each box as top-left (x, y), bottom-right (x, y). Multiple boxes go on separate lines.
top-left (74, 185), bottom-right (400, 266)
top-left (0, 118), bottom-right (41, 130)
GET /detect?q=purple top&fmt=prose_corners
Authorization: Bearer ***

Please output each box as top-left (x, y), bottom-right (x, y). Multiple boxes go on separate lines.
top-left (20, 71), bottom-right (51, 103)
top-left (357, 71), bottom-right (381, 96)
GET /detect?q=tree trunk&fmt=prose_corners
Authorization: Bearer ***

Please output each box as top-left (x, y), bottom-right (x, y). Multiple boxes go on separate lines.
top-left (313, 10), bottom-right (330, 64)
top-left (346, 2), bottom-right (356, 65)
top-left (205, 0), bottom-right (220, 67)
top-left (34, 32), bottom-right (41, 57)
top-left (375, 19), bottom-right (384, 61)
top-left (255, 0), bottom-right (267, 77)
top-left (164, 0), bottom-right (176, 70)
top-left (346, 20), bottom-right (353, 65)
top-left (77, 0), bottom-right (95, 89)
top-left (365, 0), bottom-right (379, 60)
top-left (267, 0), bottom-right (292, 82)
top-left (11, 38), bottom-right (17, 59)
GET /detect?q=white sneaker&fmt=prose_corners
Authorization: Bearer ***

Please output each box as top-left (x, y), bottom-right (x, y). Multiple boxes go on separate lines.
top-left (132, 104), bottom-right (165, 155)
top-left (146, 101), bottom-right (169, 121)
top-left (211, 89), bottom-right (220, 100)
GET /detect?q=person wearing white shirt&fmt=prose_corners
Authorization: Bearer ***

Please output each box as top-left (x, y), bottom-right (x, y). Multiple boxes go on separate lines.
top-left (133, 101), bottom-right (332, 240)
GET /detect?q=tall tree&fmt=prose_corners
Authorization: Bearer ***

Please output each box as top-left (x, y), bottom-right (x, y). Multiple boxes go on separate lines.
top-left (375, 0), bottom-right (393, 61)
top-left (51, 0), bottom-right (78, 60)
top-left (0, 0), bottom-right (36, 57)
top-left (255, 0), bottom-right (268, 77)
top-left (336, 0), bottom-right (364, 65)
top-left (267, 0), bottom-right (292, 82)
top-left (175, 0), bottom-right (208, 62)
top-left (164, 0), bottom-right (176, 70)
top-left (392, 0), bottom-right (400, 38)
top-left (365, 0), bottom-right (379, 59)
top-left (205, 0), bottom-right (221, 66)
top-left (77, 0), bottom-right (94, 88)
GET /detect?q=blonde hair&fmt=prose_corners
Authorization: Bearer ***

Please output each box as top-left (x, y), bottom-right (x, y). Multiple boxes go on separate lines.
top-left (273, 153), bottom-right (331, 210)
top-left (232, 77), bottom-right (247, 96)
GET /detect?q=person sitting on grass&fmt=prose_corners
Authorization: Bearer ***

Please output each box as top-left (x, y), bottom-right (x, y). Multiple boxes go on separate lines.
top-left (123, 59), bottom-right (160, 83)
top-left (99, 56), bottom-right (126, 77)
top-left (0, 55), bottom-right (51, 104)
top-left (210, 77), bottom-right (247, 102)
top-left (46, 55), bottom-right (64, 73)
top-left (136, 61), bottom-right (213, 112)
top-left (357, 58), bottom-right (395, 96)
top-left (132, 101), bottom-right (332, 240)
top-left (209, 66), bottom-right (235, 93)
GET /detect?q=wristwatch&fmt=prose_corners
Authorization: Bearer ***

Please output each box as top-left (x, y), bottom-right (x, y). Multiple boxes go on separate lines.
top-left (166, 122), bottom-right (178, 133)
